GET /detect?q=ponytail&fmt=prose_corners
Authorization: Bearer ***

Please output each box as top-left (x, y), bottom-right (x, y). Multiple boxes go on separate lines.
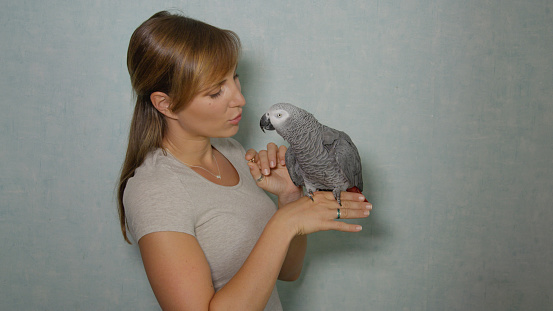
top-left (117, 95), bottom-right (165, 244)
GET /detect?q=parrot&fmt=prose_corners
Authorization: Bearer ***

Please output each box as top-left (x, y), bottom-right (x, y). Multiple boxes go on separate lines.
top-left (260, 103), bottom-right (366, 206)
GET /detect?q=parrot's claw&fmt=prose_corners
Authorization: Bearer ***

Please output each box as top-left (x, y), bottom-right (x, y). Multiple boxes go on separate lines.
top-left (307, 191), bottom-right (314, 202)
top-left (333, 188), bottom-right (343, 206)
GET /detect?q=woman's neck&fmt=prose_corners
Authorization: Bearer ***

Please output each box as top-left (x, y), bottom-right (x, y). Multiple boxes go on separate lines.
top-left (162, 134), bottom-right (214, 166)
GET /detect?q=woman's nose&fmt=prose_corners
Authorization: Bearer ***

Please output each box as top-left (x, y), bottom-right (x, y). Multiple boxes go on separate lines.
top-left (230, 79), bottom-right (245, 107)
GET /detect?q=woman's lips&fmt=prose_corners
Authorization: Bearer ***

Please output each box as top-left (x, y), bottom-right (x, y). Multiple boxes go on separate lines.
top-left (229, 114), bottom-right (242, 124)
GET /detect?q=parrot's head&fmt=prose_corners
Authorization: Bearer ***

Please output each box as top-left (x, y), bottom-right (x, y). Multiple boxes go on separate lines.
top-left (260, 103), bottom-right (299, 133)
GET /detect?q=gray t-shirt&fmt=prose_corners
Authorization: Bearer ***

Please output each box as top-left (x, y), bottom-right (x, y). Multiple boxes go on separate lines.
top-left (124, 138), bottom-right (282, 310)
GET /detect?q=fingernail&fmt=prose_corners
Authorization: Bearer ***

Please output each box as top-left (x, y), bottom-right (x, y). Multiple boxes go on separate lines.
top-left (356, 225), bottom-right (363, 231)
top-left (366, 204), bottom-right (372, 210)
top-left (364, 210), bottom-right (370, 216)
top-left (359, 196), bottom-right (365, 201)
top-left (264, 169), bottom-right (270, 175)
top-left (270, 161), bottom-right (275, 167)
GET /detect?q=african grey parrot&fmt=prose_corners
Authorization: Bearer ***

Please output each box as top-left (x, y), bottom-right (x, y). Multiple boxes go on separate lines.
top-left (260, 103), bottom-right (366, 206)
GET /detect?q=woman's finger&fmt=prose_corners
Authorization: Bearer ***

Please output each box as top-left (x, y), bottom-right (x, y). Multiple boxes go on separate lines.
top-left (257, 150), bottom-right (271, 176)
top-left (312, 191), bottom-right (370, 207)
top-left (327, 220), bottom-right (363, 232)
top-left (245, 148), bottom-right (258, 162)
top-left (338, 191), bottom-right (367, 203)
top-left (340, 199), bottom-right (373, 211)
top-left (266, 143), bottom-right (278, 168)
top-left (247, 161), bottom-right (265, 183)
top-left (333, 207), bottom-right (370, 220)
top-left (277, 145), bottom-right (287, 166)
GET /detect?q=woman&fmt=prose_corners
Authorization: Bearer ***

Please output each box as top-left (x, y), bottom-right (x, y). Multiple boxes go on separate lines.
top-left (117, 11), bottom-right (372, 311)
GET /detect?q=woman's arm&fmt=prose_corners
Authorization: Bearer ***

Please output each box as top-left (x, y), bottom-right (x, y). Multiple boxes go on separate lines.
top-left (276, 189), bottom-right (306, 281)
top-left (138, 211), bottom-right (296, 311)
top-left (245, 143), bottom-right (307, 281)
top-left (139, 192), bottom-right (368, 311)
top-left (138, 232), bottom-right (215, 311)
top-left (214, 190), bottom-right (367, 310)
top-left (138, 220), bottom-right (293, 311)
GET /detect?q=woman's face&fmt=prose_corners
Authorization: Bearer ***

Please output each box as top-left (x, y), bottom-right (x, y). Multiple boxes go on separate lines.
top-left (172, 69), bottom-right (245, 139)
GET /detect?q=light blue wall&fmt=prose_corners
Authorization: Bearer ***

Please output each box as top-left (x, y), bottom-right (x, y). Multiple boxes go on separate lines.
top-left (1, 1), bottom-right (552, 310)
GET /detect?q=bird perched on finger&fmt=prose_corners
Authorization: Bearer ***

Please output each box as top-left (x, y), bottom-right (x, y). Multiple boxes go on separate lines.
top-left (260, 103), bottom-right (367, 206)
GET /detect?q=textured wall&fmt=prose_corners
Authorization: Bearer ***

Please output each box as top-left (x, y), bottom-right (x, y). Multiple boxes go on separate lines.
top-left (1, 1), bottom-right (552, 310)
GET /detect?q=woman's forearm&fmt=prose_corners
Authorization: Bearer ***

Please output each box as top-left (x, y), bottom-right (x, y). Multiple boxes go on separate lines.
top-left (277, 190), bottom-right (307, 281)
top-left (278, 234), bottom-right (307, 281)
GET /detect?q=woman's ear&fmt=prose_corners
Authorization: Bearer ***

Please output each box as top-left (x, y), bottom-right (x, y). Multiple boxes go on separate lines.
top-left (150, 92), bottom-right (177, 119)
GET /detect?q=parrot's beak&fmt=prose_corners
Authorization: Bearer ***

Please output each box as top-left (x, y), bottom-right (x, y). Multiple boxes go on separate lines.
top-left (260, 113), bottom-right (275, 133)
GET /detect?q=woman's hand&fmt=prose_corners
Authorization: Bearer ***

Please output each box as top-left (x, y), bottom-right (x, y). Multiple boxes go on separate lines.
top-left (276, 191), bottom-right (371, 236)
top-left (245, 143), bottom-right (302, 200)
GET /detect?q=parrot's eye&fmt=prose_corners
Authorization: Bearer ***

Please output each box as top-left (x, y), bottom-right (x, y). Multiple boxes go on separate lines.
top-left (277, 113), bottom-right (282, 118)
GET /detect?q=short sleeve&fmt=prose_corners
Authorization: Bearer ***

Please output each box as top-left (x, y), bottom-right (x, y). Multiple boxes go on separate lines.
top-left (123, 165), bottom-right (196, 243)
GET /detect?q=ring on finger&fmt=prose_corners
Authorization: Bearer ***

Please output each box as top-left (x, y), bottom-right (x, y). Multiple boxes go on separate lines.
top-left (336, 208), bottom-right (341, 219)
top-left (256, 175), bottom-right (265, 183)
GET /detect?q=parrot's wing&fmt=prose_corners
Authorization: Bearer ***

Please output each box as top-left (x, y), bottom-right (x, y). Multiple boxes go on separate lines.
top-left (323, 126), bottom-right (363, 191)
top-left (285, 148), bottom-right (304, 187)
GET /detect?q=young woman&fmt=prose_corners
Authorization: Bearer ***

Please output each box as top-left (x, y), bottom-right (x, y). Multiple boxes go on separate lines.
top-left (117, 11), bottom-right (372, 311)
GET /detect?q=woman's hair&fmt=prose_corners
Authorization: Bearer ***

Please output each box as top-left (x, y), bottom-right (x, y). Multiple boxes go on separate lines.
top-left (117, 11), bottom-right (241, 243)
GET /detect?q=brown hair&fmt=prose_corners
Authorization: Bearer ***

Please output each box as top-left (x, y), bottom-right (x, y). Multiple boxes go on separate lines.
top-left (117, 11), bottom-right (241, 243)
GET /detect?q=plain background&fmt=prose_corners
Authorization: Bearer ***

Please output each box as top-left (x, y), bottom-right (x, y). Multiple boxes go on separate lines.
top-left (1, 1), bottom-right (552, 310)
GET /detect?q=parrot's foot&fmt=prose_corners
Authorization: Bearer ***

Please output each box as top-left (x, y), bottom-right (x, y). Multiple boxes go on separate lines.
top-left (333, 188), bottom-right (342, 206)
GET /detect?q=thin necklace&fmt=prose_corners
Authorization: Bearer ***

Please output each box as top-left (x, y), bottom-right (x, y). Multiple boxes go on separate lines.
top-left (166, 149), bottom-right (222, 179)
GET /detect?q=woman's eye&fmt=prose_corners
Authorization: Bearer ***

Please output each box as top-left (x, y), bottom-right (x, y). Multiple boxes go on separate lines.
top-left (277, 113), bottom-right (282, 117)
top-left (209, 89), bottom-right (222, 99)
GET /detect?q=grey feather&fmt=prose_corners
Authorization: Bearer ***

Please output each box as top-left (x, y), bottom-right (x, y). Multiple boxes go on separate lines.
top-left (323, 126), bottom-right (363, 192)
top-left (284, 147), bottom-right (304, 187)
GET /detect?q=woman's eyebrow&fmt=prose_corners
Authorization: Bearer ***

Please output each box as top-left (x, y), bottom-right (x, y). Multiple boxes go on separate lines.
top-left (203, 69), bottom-right (236, 93)
top-left (203, 79), bottom-right (227, 94)
top-left (215, 78), bottom-right (227, 87)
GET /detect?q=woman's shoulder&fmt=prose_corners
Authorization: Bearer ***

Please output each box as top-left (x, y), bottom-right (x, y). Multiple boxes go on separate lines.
top-left (125, 149), bottom-right (182, 196)
top-left (123, 150), bottom-right (196, 242)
